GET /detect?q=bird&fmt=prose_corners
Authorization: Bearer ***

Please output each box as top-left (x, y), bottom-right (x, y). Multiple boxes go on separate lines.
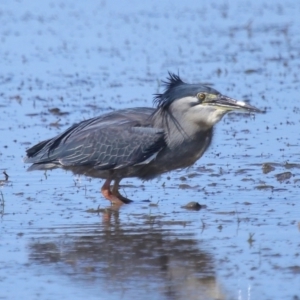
top-left (24, 73), bottom-right (261, 206)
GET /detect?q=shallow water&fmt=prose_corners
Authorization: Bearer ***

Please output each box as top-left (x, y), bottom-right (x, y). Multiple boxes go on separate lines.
top-left (0, 1), bottom-right (300, 299)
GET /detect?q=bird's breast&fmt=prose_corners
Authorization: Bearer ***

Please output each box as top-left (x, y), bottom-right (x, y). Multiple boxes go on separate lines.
top-left (137, 128), bottom-right (213, 179)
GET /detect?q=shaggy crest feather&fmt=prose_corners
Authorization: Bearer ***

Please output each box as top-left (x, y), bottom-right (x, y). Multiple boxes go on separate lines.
top-left (152, 72), bottom-right (189, 138)
top-left (153, 72), bottom-right (185, 109)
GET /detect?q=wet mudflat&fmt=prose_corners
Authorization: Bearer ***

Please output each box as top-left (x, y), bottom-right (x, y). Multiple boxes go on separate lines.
top-left (0, 1), bottom-right (300, 299)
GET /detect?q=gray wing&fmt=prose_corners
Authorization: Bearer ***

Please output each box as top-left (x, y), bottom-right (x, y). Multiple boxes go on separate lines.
top-left (40, 127), bottom-right (164, 170)
top-left (25, 108), bottom-right (166, 170)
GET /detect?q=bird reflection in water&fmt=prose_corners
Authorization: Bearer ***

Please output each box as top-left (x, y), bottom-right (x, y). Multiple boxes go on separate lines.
top-left (29, 214), bottom-right (226, 300)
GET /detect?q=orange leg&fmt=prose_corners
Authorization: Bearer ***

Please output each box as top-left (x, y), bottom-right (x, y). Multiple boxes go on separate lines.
top-left (101, 179), bottom-right (132, 205)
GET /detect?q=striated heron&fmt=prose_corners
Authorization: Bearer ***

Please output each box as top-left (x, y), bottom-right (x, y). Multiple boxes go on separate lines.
top-left (24, 73), bottom-right (261, 205)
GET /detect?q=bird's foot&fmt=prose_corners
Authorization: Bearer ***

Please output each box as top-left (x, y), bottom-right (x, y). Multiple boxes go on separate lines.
top-left (112, 189), bottom-right (133, 204)
top-left (101, 190), bottom-right (125, 206)
top-left (101, 179), bottom-right (133, 206)
top-left (101, 186), bottom-right (132, 206)
top-left (112, 192), bottom-right (133, 204)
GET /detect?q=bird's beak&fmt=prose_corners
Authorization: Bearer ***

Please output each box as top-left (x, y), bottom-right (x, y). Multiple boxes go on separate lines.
top-left (205, 94), bottom-right (262, 113)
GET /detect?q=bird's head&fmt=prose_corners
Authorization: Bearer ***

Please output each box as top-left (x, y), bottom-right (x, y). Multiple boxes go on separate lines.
top-left (154, 73), bottom-right (261, 133)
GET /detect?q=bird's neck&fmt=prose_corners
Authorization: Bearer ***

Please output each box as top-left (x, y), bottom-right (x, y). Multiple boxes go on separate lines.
top-left (152, 108), bottom-right (212, 148)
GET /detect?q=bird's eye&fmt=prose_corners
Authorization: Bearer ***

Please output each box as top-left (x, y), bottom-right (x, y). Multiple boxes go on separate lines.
top-left (197, 93), bottom-right (206, 101)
